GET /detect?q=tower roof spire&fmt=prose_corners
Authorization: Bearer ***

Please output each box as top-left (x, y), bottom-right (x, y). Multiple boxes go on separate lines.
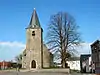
top-left (34, 8), bottom-right (36, 10)
top-left (27, 8), bottom-right (41, 28)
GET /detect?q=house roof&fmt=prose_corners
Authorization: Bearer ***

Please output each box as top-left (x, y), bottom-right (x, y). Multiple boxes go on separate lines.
top-left (67, 57), bottom-right (80, 61)
top-left (80, 54), bottom-right (91, 61)
top-left (91, 40), bottom-right (100, 47)
top-left (23, 49), bottom-right (26, 56)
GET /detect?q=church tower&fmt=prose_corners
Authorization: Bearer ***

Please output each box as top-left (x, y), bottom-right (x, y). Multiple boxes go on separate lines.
top-left (25, 8), bottom-right (43, 69)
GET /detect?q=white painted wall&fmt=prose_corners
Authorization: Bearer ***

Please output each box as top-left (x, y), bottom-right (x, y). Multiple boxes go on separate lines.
top-left (89, 56), bottom-right (91, 65)
top-left (66, 60), bottom-right (80, 71)
top-left (84, 56), bottom-right (92, 73)
top-left (86, 58), bottom-right (89, 72)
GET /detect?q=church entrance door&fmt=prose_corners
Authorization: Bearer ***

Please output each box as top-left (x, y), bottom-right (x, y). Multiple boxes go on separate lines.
top-left (31, 60), bottom-right (36, 68)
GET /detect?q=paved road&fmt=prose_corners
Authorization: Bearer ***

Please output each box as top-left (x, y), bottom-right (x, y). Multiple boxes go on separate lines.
top-left (0, 72), bottom-right (96, 75)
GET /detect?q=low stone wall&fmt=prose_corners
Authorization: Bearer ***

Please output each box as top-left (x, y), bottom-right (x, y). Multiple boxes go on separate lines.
top-left (0, 68), bottom-right (70, 73)
top-left (34, 68), bottom-right (70, 73)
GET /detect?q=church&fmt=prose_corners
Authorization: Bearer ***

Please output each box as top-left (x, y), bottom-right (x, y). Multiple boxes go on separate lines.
top-left (22, 8), bottom-right (53, 69)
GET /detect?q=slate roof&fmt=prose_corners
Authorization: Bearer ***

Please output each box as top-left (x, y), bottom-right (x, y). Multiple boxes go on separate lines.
top-left (27, 8), bottom-right (41, 29)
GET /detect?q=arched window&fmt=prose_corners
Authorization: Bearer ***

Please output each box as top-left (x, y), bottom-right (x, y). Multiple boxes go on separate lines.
top-left (32, 31), bottom-right (35, 36)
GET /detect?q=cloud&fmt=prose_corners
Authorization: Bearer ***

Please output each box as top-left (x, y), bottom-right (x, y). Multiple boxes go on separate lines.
top-left (54, 42), bottom-right (92, 63)
top-left (0, 41), bottom-right (91, 62)
top-left (0, 41), bottom-right (25, 47)
top-left (76, 42), bottom-right (91, 55)
top-left (0, 41), bottom-right (25, 61)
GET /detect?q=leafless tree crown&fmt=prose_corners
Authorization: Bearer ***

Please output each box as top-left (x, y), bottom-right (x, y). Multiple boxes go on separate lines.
top-left (46, 12), bottom-right (81, 68)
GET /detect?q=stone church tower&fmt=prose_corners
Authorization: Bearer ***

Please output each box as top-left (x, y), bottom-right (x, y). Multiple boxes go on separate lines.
top-left (22, 9), bottom-right (53, 69)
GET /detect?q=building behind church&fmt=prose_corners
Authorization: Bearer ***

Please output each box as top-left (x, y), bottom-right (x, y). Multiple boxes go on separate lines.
top-left (91, 40), bottom-right (100, 73)
top-left (22, 9), bottom-right (53, 69)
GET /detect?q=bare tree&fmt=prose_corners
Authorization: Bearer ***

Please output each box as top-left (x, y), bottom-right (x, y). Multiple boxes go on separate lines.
top-left (15, 54), bottom-right (22, 64)
top-left (46, 12), bottom-right (81, 68)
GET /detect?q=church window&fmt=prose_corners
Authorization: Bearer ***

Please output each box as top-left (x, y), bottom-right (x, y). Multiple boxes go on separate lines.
top-left (32, 31), bottom-right (35, 36)
top-left (24, 53), bottom-right (26, 56)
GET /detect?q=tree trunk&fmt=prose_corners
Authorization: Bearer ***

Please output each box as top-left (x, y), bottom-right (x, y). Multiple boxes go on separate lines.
top-left (61, 59), bottom-right (66, 68)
